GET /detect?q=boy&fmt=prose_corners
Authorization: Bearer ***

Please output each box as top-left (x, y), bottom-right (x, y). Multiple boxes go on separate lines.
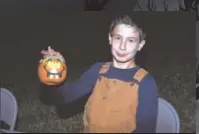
top-left (40, 15), bottom-right (158, 133)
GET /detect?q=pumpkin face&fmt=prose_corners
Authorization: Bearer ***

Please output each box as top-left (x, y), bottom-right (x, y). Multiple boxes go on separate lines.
top-left (38, 56), bottom-right (67, 86)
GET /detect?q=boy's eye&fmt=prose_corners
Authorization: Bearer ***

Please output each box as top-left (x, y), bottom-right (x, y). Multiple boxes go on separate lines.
top-left (115, 36), bottom-right (121, 40)
top-left (128, 39), bottom-right (135, 43)
top-left (129, 40), bottom-right (133, 42)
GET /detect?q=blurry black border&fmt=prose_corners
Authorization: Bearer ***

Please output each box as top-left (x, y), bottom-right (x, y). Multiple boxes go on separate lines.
top-left (197, 4), bottom-right (199, 21)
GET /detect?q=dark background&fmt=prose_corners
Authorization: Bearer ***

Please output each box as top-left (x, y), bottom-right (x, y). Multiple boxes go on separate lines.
top-left (0, 1), bottom-right (196, 133)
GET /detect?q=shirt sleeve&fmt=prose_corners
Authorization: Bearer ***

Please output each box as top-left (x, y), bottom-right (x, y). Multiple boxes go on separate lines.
top-left (53, 62), bottom-right (102, 104)
top-left (134, 74), bottom-right (158, 133)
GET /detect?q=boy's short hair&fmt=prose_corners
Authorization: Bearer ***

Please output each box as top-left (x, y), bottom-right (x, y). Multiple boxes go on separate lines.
top-left (109, 15), bottom-right (146, 42)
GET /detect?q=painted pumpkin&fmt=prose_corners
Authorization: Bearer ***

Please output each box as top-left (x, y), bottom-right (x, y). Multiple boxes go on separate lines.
top-left (38, 54), bottom-right (67, 86)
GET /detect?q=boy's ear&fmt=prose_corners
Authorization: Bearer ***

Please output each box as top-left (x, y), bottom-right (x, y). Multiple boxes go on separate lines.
top-left (137, 40), bottom-right (146, 51)
top-left (108, 33), bottom-right (112, 45)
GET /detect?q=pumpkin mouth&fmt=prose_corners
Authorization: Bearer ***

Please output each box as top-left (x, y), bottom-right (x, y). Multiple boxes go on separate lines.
top-left (47, 71), bottom-right (62, 79)
top-left (43, 66), bottom-right (65, 79)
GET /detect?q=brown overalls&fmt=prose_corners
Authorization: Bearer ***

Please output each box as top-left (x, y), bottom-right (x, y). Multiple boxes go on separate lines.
top-left (83, 62), bottom-right (148, 133)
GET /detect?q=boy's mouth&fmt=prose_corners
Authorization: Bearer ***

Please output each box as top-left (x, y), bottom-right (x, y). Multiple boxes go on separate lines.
top-left (116, 51), bottom-right (128, 57)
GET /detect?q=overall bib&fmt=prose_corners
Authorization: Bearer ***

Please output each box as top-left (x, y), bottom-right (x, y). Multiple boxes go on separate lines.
top-left (83, 62), bottom-right (148, 133)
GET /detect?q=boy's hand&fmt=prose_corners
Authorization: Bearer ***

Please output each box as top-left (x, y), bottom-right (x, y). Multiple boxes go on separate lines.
top-left (40, 46), bottom-right (65, 63)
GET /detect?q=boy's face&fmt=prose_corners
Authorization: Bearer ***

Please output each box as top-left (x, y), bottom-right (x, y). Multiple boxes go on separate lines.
top-left (109, 24), bottom-right (145, 63)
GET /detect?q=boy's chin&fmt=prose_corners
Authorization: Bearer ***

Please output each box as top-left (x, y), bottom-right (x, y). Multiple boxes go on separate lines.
top-left (114, 56), bottom-right (132, 63)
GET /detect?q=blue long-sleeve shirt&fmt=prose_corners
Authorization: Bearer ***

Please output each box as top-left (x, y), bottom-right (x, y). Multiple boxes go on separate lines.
top-left (48, 62), bottom-right (158, 133)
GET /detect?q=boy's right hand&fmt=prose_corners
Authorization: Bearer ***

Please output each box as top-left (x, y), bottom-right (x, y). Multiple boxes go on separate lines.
top-left (40, 46), bottom-right (65, 63)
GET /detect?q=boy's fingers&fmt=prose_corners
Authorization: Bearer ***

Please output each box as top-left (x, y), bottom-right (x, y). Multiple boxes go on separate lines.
top-left (39, 59), bottom-right (43, 63)
top-left (48, 46), bottom-right (55, 52)
top-left (41, 47), bottom-right (52, 54)
top-left (41, 50), bottom-right (46, 54)
top-left (41, 47), bottom-right (61, 57)
top-left (48, 46), bottom-right (51, 51)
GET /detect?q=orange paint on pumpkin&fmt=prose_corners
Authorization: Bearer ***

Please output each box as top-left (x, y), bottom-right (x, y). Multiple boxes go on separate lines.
top-left (38, 58), bottom-right (67, 86)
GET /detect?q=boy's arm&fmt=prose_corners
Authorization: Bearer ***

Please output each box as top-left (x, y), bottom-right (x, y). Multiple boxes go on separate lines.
top-left (134, 75), bottom-right (158, 133)
top-left (41, 62), bottom-right (102, 117)
top-left (56, 62), bottom-right (102, 103)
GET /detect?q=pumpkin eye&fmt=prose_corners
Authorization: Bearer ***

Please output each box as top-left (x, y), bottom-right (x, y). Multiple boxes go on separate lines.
top-left (54, 61), bottom-right (61, 68)
top-left (47, 60), bottom-right (61, 68)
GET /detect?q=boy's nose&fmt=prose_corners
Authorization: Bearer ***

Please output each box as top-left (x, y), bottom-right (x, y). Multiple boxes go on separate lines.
top-left (119, 41), bottom-right (126, 50)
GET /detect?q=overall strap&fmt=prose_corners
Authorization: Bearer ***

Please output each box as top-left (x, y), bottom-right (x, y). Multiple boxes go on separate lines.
top-left (99, 62), bottom-right (112, 74)
top-left (133, 68), bottom-right (148, 83)
top-left (99, 63), bottom-right (148, 83)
